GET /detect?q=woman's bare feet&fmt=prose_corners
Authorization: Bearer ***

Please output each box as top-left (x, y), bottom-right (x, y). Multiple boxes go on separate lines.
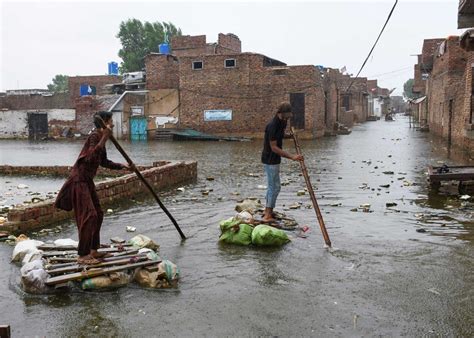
top-left (77, 255), bottom-right (101, 265)
top-left (90, 250), bottom-right (112, 259)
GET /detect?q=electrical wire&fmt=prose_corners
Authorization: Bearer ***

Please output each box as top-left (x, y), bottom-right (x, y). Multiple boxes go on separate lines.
top-left (346, 0), bottom-right (399, 93)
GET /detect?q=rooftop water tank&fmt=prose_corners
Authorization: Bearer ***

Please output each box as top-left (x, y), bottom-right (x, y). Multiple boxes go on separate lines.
top-left (159, 43), bottom-right (170, 55)
top-left (108, 61), bottom-right (119, 75)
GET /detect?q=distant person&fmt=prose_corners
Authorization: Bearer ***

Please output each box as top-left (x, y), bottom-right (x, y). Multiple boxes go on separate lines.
top-left (261, 103), bottom-right (304, 223)
top-left (55, 111), bottom-right (131, 265)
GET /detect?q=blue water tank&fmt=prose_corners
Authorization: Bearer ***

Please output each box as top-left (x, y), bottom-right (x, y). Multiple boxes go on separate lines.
top-left (80, 84), bottom-right (89, 96)
top-left (108, 61), bottom-right (119, 75)
top-left (159, 43), bottom-right (170, 54)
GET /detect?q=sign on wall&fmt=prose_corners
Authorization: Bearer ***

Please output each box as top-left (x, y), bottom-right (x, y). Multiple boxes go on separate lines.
top-left (131, 106), bottom-right (144, 116)
top-left (204, 109), bottom-right (232, 121)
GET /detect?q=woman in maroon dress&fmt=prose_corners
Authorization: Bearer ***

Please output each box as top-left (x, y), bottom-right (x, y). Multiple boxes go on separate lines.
top-left (55, 111), bottom-right (129, 265)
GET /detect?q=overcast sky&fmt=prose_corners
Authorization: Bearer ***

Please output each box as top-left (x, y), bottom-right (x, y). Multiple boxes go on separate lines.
top-left (0, 0), bottom-right (462, 95)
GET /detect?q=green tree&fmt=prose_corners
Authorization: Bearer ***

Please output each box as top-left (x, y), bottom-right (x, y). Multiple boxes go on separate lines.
top-left (403, 78), bottom-right (416, 99)
top-left (117, 19), bottom-right (182, 73)
top-left (47, 74), bottom-right (69, 93)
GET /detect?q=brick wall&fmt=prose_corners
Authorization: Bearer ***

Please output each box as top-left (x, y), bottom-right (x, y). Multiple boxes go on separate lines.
top-left (75, 96), bottom-right (101, 135)
top-left (427, 37), bottom-right (467, 146)
top-left (177, 53), bottom-right (325, 138)
top-left (170, 33), bottom-right (241, 57)
top-left (0, 164), bottom-right (154, 177)
top-left (145, 54), bottom-right (180, 90)
top-left (217, 33), bottom-right (241, 53)
top-left (0, 92), bottom-right (72, 110)
top-left (2, 161), bottom-right (197, 233)
top-left (68, 75), bottom-right (121, 101)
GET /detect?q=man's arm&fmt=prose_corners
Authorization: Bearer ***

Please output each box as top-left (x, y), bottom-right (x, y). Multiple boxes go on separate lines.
top-left (270, 140), bottom-right (303, 161)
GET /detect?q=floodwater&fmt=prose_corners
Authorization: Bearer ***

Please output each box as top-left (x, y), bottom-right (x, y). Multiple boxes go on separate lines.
top-left (0, 116), bottom-right (473, 336)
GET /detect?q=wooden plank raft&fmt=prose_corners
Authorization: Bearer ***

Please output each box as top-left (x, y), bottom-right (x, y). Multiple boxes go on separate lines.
top-left (45, 259), bottom-right (161, 286)
top-left (41, 247), bottom-right (128, 257)
top-left (38, 243), bottom-right (132, 251)
top-left (47, 255), bottom-right (149, 276)
top-left (45, 250), bottom-right (140, 267)
top-left (428, 165), bottom-right (474, 184)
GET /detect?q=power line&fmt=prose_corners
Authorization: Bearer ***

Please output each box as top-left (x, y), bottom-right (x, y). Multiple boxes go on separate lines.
top-left (367, 65), bottom-right (412, 78)
top-left (346, 0), bottom-right (399, 92)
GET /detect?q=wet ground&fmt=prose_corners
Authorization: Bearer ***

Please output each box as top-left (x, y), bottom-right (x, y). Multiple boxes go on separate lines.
top-left (0, 116), bottom-right (473, 336)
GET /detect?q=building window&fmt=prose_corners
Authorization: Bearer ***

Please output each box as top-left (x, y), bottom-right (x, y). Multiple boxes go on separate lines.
top-left (342, 94), bottom-right (351, 111)
top-left (225, 59), bottom-right (236, 68)
top-left (192, 61), bottom-right (203, 70)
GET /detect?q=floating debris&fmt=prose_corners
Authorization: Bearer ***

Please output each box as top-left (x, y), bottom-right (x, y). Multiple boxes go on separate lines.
top-left (297, 190), bottom-right (306, 196)
top-left (460, 195), bottom-right (471, 200)
top-left (257, 185), bottom-right (267, 190)
top-left (107, 209), bottom-right (113, 214)
top-left (416, 228), bottom-right (426, 233)
top-left (176, 187), bottom-right (185, 192)
top-left (17, 184), bottom-right (29, 189)
top-left (383, 171), bottom-right (394, 175)
top-left (126, 226), bottom-right (136, 232)
top-left (206, 177), bottom-right (215, 181)
top-left (379, 184), bottom-right (390, 188)
top-left (386, 202), bottom-right (398, 207)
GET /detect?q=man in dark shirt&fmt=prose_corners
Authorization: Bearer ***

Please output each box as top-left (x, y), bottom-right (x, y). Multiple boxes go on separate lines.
top-left (55, 111), bottom-right (130, 265)
top-left (261, 103), bottom-right (303, 223)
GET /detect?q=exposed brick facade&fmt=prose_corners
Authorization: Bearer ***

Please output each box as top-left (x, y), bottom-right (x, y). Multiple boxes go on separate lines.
top-left (0, 93), bottom-right (72, 110)
top-left (68, 75), bottom-right (121, 101)
top-left (2, 161), bottom-right (197, 233)
top-left (170, 33), bottom-right (241, 57)
top-left (176, 53), bottom-right (325, 138)
top-left (145, 54), bottom-right (179, 90)
top-left (426, 37), bottom-right (467, 144)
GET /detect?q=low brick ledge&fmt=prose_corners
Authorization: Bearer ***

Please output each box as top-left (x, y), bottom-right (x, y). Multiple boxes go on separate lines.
top-left (1, 161), bottom-right (197, 234)
top-left (0, 161), bottom-right (171, 177)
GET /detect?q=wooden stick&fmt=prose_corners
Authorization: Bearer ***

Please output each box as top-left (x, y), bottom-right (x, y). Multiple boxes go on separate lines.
top-left (47, 256), bottom-right (150, 276)
top-left (45, 259), bottom-right (161, 285)
top-left (45, 250), bottom-right (140, 269)
top-left (290, 127), bottom-right (332, 247)
top-left (95, 116), bottom-right (186, 240)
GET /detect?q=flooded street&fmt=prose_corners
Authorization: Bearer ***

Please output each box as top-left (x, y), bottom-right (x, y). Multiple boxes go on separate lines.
top-left (1, 116), bottom-right (473, 336)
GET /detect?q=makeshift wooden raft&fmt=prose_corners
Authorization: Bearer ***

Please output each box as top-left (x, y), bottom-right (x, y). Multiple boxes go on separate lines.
top-left (39, 245), bottom-right (160, 286)
top-left (428, 165), bottom-right (474, 193)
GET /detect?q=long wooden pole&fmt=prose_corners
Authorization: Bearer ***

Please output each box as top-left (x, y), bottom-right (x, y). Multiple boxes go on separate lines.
top-left (96, 117), bottom-right (186, 240)
top-left (290, 127), bottom-right (331, 247)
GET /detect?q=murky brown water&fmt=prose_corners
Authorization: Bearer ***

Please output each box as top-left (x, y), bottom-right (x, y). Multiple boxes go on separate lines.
top-left (1, 116), bottom-right (473, 336)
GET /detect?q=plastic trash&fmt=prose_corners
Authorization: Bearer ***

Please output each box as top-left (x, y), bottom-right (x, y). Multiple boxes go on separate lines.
top-left (81, 272), bottom-right (130, 290)
top-left (235, 199), bottom-right (263, 213)
top-left (251, 224), bottom-right (290, 246)
top-left (22, 249), bottom-right (43, 265)
top-left (20, 260), bottom-right (51, 294)
top-left (219, 218), bottom-right (253, 246)
top-left (54, 238), bottom-right (78, 247)
top-left (12, 240), bottom-right (44, 263)
top-left (234, 211), bottom-right (254, 224)
top-left (133, 260), bottom-right (179, 288)
top-left (129, 234), bottom-right (159, 250)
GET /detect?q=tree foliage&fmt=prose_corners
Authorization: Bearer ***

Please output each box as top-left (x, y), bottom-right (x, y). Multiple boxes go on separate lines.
top-left (403, 78), bottom-right (415, 99)
top-left (117, 19), bottom-right (182, 73)
top-left (47, 74), bottom-right (69, 93)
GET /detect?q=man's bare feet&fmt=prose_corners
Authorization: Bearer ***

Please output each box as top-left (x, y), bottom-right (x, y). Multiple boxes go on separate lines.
top-left (77, 255), bottom-right (101, 265)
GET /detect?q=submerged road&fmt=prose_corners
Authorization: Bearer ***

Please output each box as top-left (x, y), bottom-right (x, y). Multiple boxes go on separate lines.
top-left (0, 116), bottom-right (473, 336)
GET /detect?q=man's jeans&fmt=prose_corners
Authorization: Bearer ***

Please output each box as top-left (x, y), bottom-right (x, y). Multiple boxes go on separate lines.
top-left (264, 164), bottom-right (281, 209)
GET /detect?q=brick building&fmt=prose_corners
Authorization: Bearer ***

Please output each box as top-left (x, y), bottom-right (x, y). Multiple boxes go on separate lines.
top-left (145, 33), bottom-right (377, 138)
top-left (68, 75), bottom-right (122, 101)
top-left (170, 33), bottom-right (241, 57)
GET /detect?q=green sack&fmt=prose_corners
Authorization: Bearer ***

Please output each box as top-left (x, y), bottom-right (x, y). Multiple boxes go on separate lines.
top-left (219, 218), bottom-right (253, 246)
top-left (251, 224), bottom-right (290, 246)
